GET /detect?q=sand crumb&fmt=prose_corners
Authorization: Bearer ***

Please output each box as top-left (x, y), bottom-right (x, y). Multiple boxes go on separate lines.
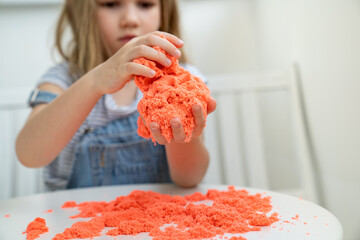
top-left (25, 217), bottom-right (49, 240)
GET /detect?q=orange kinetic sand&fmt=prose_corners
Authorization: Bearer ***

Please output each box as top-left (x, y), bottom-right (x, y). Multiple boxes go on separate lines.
top-left (25, 186), bottom-right (279, 240)
top-left (25, 217), bottom-right (49, 240)
top-left (133, 43), bottom-right (211, 143)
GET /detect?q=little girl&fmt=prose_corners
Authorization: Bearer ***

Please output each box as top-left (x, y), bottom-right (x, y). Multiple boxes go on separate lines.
top-left (16, 0), bottom-right (216, 191)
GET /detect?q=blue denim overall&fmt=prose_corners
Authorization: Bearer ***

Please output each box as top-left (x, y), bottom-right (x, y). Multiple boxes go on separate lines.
top-left (67, 112), bottom-right (172, 188)
top-left (28, 89), bottom-right (171, 189)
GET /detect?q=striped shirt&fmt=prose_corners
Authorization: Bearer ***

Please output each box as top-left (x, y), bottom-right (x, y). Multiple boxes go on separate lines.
top-left (36, 62), bottom-right (206, 191)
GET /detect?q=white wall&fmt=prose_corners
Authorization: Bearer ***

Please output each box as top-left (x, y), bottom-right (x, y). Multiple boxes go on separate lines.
top-left (0, 3), bottom-right (62, 89)
top-left (254, 1), bottom-right (360, 240)
top-left (179, 0), bottom-right (260, 74)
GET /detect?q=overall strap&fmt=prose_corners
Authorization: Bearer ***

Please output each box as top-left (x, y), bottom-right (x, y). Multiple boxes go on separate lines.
top-left (28, 89), bottom-right (58, 107)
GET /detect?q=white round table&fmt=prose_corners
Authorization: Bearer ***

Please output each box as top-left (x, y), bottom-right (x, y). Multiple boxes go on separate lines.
top-left (0, 184), bottom-right (342, 240)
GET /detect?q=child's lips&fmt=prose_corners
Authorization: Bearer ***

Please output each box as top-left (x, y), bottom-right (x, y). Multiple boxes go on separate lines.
top-left (119, 35), bottom-right (136, 42)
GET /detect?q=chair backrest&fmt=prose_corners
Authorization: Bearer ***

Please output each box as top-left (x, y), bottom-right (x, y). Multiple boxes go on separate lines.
top-left (0, 87), bottom-right (44, 201)
top-left (203, 65), bottom-right (321, 204)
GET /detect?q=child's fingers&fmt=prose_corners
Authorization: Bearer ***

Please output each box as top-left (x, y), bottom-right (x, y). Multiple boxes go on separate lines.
top-left (192, 104), bottom-right (205, 137)
top-left (149, 122), bottom-right (168, 145)
top-left (131, 45), bottom-right (172, 67)
top-left (153, 31), bottom-right (184, 48)
top-left (141, 34), bottom-right (182, 58)
top-left (170, 118), bottom-right (185, 142)
top-left (207, 97), bottom-right (217, 114)
top-left (125, 62), bottom-right (156, 78)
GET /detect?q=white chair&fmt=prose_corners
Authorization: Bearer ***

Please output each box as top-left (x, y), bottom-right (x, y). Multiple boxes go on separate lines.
top-left (203, 64), bottom-right (321, 204)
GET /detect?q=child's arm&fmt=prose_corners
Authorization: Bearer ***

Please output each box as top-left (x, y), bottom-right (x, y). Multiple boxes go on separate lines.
top-left (16, 72), bottom-right (103, 168)
top-left (149, 100), bottom-right (217, 187)
top-left (16, 32), bottom-right (183, 168)
top-left (165, 135), bottom-right (209, 188)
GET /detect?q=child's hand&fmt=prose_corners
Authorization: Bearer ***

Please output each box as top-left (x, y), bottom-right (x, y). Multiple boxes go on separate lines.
top-left (144, 97), bottom-right (217, 145)
top-left (93, 31), bottom-right (183, 95)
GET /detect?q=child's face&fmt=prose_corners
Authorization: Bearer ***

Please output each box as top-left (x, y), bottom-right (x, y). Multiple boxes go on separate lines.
top-left (96, 0), bottom-right (161, 56)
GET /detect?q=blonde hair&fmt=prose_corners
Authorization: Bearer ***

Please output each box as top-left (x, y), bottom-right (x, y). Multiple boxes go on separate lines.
top-left (55, 0), bottom-right (187, 77)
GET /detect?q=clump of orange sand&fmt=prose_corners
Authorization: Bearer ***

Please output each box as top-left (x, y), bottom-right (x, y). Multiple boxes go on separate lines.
top-left (25, 186), bottom-right (279, 240)
top-left (133, 44), bottom-right (211, 143)
top-left (25, 217), bottom-right (48, 240)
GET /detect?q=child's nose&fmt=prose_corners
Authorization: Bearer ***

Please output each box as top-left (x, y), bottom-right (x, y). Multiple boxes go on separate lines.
top-left (120, 6), bottom-right (140, 28)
